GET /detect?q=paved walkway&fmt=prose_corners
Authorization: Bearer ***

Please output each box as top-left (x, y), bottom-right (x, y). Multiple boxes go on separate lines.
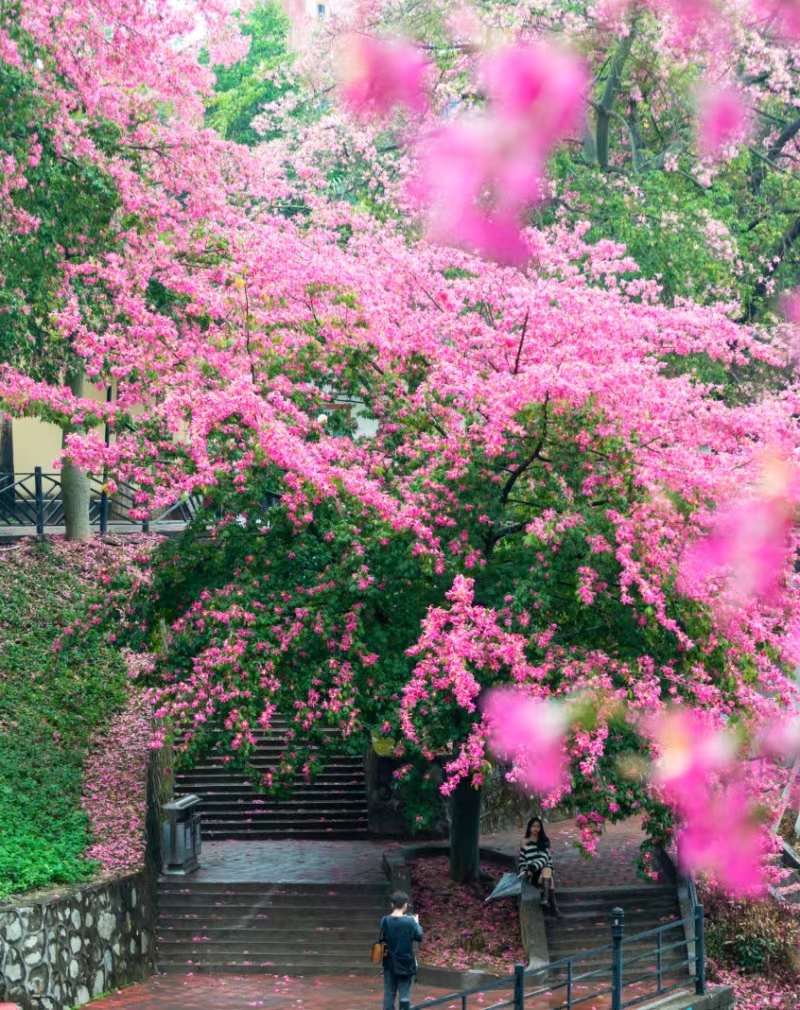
top-left (81, 972), bottom-right (694, 1009)
top-left (194, 840), bottom-right (400, 884)
top-left (190, 817), bottom-right (649, 889)
top-left (82, 974), bottom-right (453, 1009)
top-left (484, 817), bottom-right (651, 888)
top-left (85, 818), bottom-right (653, 1010)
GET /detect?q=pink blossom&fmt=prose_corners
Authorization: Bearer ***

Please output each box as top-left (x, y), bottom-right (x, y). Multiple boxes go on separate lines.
top-left (677, 784), bottom-right (767, 896)
top-left (417, 42), bottom-right (585, 262)
top-left (340, 36), bottom-right (429, 119)
top-left (649, 709), bottom-right (737, 812)
top-left (696, 85), bottom-right (749, 160)
top-left (679, 454), bottom-right (799, 608)
top-left (481, 43), bottom-right (587, 152)
top-left (753, 0), bottom-right (800, 41)
top-left (483, 688), bottom-right (568, 795)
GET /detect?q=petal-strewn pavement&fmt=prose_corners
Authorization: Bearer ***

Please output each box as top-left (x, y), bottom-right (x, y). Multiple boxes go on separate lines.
top-left (84, 973), bottom-right (454, 1009)
top-left (85, 818), bottom-right (659, 1009)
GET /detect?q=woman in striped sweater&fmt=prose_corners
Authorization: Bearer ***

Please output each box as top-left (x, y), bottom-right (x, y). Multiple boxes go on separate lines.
top-left (518, 817), bottom-right (553, 907)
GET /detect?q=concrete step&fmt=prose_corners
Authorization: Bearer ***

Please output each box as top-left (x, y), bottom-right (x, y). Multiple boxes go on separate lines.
top-left (193, 799), bottom-right (369, 808)
top-left (195, 812), bottom-right (369, 826)
top-left (158, 939), bottom-right (369, 954)
top-left (157, 926), bottom-right (380, 941)
top-left (157, 959), bottom-right (379, 974)
top-left (175, 788), bottom-right (367, 800)
top-left (176, 758), bottom-right (364, 772)
top-left (158, 881), bottom-right (390, 895)
top-left (196, 826), bottom-right (370, 840)
top-left (158, 899), bottom-right (387, 914)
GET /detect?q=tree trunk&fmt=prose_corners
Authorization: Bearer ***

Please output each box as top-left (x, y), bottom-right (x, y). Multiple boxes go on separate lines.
top-left (595, 28), bottom-right (637, 171)
top-left (449, 777), bottom-right (482, 883)
top-left (61, 369), bottom-right (92, 541)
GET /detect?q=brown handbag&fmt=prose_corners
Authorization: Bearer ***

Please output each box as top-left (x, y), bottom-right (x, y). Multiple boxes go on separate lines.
top-left (371, 916), bottom-right (388, 964)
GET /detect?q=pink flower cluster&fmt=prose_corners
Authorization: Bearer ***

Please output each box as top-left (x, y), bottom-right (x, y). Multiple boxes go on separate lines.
top-left (338, 36), bottom-right (586, 262)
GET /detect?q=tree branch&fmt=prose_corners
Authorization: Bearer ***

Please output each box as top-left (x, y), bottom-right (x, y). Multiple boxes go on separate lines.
top-left (513, 310), bottom-right (530, 375)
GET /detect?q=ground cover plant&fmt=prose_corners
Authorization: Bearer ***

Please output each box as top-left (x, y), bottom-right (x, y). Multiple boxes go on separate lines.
top-left (0, 539), bottom-right (149, 899)
top-left (410, 856), bottom-right (525, 973)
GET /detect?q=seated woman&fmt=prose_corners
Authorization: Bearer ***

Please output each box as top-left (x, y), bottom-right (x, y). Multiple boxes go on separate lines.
top-left (518, 816), bottom-right (554, 907)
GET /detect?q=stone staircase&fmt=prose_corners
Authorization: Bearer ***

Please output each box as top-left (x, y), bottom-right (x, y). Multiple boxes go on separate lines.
top-left (156, 880), bottom-right (388, 975)
top-left (546, 885), bottom-right (686, 984)
top-left (173, 727), bottom-right (369, 841)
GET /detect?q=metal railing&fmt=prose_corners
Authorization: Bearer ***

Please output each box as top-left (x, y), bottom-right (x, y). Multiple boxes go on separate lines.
top-left (0, 468), bottom-right (201, 534)
top-left (410, 903), bottom-right (705, 1010)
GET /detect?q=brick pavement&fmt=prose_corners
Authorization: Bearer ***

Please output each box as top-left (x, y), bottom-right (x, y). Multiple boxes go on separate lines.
top-left (192, 840), bottom-right (401, 884)
top-left (83, 972), bottom-right (694, 1010)
top-left (483, 817), bottom-right (651, 889)
top-left (83, 973), bottom-right (451, 1009)
top-left (188, 817), bottom-right (650, 889)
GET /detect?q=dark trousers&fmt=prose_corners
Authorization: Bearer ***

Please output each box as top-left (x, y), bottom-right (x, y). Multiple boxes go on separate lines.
top-left (382, 967), bottom-right (414, 1010)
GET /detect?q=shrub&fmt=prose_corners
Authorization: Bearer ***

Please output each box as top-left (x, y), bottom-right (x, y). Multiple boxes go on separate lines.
top-left (0, 538), bottom-right (145, 899)
top-left (702, 884), bottom-right (800, 978)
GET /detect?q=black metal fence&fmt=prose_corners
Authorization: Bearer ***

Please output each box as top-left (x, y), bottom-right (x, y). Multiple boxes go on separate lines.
top-left (410, 904), bottom-right (705, 1010)
top-left (0, 468), bottom-right (200, 535)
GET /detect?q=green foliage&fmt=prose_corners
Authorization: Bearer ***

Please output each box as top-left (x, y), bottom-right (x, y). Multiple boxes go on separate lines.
top-left (204, 2), bottom-right (292, 146)
top-left (0, 47), bottom-right (119, 382)
top-left (703, 887), bottom-right (800, 978)
top-left (0, 541), bottom-right (128, 899)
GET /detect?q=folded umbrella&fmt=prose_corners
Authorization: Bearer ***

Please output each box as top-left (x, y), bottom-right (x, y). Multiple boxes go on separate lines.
top-left (485, 871), bottom-right (524, 902)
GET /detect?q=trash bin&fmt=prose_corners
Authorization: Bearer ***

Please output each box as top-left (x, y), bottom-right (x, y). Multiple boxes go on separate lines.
top-left (162, 794), bottom-right (202, 875)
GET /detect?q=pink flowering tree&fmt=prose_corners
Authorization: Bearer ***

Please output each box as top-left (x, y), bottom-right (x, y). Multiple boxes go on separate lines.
top-left (3, 0), bottom-right (800, 887)
top-left (0, 0), bottom-right (253, 536)
top-left (107, 216), bottom-right (800, 880)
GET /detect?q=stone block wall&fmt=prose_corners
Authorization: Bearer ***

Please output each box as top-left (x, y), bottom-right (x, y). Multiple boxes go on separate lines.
top-left (0, 872), bottom-right (155, 1010)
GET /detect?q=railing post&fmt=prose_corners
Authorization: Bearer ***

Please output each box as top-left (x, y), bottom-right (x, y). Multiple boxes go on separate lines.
top-left (566, 959), bottom-right (573, 1008)
top-left (513, 962), bottom-right (525, 1009)
top-left (34, 467), bottom-right (44, 536)
top-left (611, 906), bottom-right (624, 1010)
top-left (694, 903), bottom-right (706, 995)
top-left (100, 490), bottom-right (109, 534)
top-left (656, 929), bottom-right (663, 992)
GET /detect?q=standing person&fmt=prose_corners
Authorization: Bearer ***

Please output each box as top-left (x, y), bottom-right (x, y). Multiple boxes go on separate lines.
top-left (379, 890), bottom-right (424, 1010)
top-left (519, 816), bottom-right (554, 907)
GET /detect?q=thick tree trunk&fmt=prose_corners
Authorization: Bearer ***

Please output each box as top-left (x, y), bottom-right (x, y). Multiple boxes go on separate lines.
top-left (595, 28), bottom-right (637, 171)
top-left (62, 369), bottom-right (92, 541)
top-left (449, 777), bottom-right (482, 883)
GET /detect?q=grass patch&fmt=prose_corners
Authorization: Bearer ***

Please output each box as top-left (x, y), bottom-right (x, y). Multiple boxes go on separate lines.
top-left (0, 539), bottom-right (130, 899)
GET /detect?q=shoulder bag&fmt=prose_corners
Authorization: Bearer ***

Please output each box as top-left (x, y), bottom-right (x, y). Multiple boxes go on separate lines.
top-left (371, 915), bottom-right (388, 964)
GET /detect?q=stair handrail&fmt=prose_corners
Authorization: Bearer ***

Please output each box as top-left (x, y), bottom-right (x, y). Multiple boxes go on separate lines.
top-left (409, 904), bottom-right (706, 1010)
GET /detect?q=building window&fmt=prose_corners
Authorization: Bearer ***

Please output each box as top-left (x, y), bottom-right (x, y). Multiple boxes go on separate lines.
top-left (317, 3), bottom-right (326, 17)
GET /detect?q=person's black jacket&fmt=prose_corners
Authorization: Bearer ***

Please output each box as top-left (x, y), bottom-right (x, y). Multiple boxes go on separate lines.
top-left (381, 914), bottom-right (424, 977)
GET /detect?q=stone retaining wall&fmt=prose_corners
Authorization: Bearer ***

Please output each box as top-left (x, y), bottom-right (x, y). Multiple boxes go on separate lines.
top-left (0, 872), bottom-right (155, 1010)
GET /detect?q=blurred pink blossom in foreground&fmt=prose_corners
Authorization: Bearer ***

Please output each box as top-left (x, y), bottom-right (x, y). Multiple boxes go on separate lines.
top-left (678, 784), bottom-right (767, 897)
top-left (696, 86), bottom-right (749, 159)
top-left (780, 287), bottom-right (800, 325)
top-left (679, 454), bottom-right (799, 608)
top-left (649, 709), bottom-right (737, 807)
top-left (419, 42), bottom-right (586, 263)
top-left (483, 687), bottom-right (568, 794)
top-left (754, 0), bottom-right (800, 41)
top-left (340, 35), bottom-right (429, 119)
top-left (650, 710), bottom-right (767, 895)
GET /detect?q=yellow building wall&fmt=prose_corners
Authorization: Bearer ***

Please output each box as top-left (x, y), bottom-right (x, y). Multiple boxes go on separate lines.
top-left (11, 382), bottom-right (111, 477)
top-left (11, 417), bottom-right (63, 475)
